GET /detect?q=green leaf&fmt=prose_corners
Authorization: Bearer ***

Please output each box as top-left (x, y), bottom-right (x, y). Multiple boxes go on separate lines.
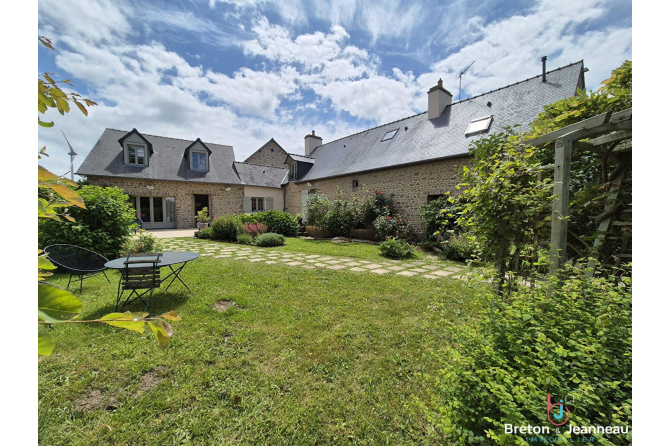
top-left (147, 321), bottom-right (171, 350)
top-left (38, 118), bottom-right (54, 128)
top-left (38, 283), bottom-right (82, 322)
top-left (100, 312), bottom-right (147, 334)
top-left (38, 325), bottom-right (55, 356)
top-left (38, 165), bottom-right (60, 182)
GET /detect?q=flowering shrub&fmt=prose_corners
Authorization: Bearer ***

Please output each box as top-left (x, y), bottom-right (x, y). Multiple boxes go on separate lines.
top-left (373, 207), bottom-right (411, 240)
top-left (360, 189), bottom-right (397, 227)
top-left (244, 222), bottom-right (268, 237)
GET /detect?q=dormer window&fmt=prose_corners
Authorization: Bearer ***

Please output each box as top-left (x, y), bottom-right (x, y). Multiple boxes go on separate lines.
top-left (289, 163), bottom-right (298, 181)
top-left (118, 128), bottom-right (153, 167)
top-left (183, 138), bottom-right (212, 173)
top-left (190, 150), bottom-right (208, 171)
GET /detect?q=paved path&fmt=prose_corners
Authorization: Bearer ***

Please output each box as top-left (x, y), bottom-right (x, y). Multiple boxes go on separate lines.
top-left (160, 238), bottom-right (468, 280)
top-left (148, 229), bottom-right (199, 239)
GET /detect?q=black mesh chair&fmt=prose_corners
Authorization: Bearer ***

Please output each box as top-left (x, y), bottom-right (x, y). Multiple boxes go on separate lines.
top-left (44, 244), bottom-right (110, 292)
top-left (115, 253), bottom-right (163, 312)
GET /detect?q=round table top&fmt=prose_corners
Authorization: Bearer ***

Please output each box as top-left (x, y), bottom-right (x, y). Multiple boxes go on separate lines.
top-left (105, 251), bottom-right (200, 269)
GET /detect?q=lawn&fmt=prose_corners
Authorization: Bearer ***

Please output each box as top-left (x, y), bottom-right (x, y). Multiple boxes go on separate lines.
top-left (38, 243), bottom-right (479, 445)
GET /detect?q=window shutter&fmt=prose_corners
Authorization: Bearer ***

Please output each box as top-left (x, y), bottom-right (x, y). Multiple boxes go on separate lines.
top-left (243, 196), bottom-right (252, 213)
top-left (265, 197), bottom-right (273, 210)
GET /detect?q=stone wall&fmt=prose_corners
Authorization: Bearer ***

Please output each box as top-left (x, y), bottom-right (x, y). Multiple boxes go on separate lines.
top-left (243, 139), bottom-right (289, 169)
top-left (86, 176), bottom-right (244, 228)
top-left (284, 156), bottom-right (471, 228)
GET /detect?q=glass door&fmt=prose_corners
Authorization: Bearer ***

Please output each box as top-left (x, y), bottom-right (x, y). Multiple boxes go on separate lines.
top-left (134, 197), bottom-right (177, 229)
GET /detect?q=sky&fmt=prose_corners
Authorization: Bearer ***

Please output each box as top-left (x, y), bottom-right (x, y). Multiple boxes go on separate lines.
top-left (37, 0), bottom-right (632, 177)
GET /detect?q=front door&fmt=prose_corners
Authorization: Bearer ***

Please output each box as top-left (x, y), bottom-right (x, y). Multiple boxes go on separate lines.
top-left (134, 196), bottom-right (177, 229)
top-left (194, 194), bottom-right (210, 227)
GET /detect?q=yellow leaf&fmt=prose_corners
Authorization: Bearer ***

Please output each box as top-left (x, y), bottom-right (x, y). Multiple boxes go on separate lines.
top-left (160, 310), bottom-right (182, 321)
top-left (38, 165), bottom-right (59, 182)
top-left (49, 184), bottom-right (86, 209)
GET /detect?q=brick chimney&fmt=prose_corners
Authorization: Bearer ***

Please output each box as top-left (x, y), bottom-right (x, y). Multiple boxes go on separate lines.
top-left (304, 130), bottom-right (322, 156)
top-left (427, 79), bottom-right (453, 119)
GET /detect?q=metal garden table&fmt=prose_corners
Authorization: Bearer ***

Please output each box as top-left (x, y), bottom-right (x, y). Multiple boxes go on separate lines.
top-left (105, 252), bottom-right (200, 291)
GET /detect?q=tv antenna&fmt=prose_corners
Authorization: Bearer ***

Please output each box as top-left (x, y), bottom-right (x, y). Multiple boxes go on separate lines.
top-left (61, 130), bottom-right (79, 182)
top-left (458, 61), bottom-right (475, 101)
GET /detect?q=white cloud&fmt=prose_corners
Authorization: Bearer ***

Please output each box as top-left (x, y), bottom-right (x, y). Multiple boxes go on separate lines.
top-left (38, 0), bottom-right (632, 177)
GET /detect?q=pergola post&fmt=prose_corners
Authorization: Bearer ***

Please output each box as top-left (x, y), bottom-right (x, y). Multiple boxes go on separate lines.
top-left (549, 136), bottom-right (572, 274)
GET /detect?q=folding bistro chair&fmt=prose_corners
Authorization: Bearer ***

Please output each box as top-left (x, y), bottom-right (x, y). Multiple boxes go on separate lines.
top-left (115, 253), bottom-right (163, 312)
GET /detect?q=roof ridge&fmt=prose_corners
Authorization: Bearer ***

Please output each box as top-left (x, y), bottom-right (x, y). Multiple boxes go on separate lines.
top-left (286, 152), bottom-right (314, 159)
top-left (316, 60), bottom-right (584, 149)
top-left (104, 127), bottom-right (232, 148)
top-left (234, 161), bottom-right (288, 170)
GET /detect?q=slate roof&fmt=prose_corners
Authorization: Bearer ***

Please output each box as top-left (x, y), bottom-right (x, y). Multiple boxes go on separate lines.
top-left (77, 129), bottom-right (242, 185)
top-left (233, 162), bottom-right (288, 188)
top-left (298, 61), bottom-right (584, 182)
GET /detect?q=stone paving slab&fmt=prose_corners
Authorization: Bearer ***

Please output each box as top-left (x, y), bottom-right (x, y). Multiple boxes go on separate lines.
top-left (161, 239), bottom-right (469, 281)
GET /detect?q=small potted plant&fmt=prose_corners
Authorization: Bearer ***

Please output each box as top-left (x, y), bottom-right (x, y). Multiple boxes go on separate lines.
top-left (196, 207), bottom-right (211, 230)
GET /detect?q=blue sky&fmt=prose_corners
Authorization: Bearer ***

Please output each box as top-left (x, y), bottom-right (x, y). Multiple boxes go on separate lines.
top-left (37, 0), bottom-right (632, 176)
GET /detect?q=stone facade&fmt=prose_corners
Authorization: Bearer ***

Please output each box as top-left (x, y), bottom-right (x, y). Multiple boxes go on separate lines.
top-left (243, 139), bottom-right (289, 169)
top-left (86, 176), bottom-right (244, 228)
top-left (284, 156), bottom-right (471, 228)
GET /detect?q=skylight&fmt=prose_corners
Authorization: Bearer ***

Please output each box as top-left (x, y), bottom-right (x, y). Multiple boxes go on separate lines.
top-left (381, 129), bottom-right (399, 141)
top-left (465, 116), bottom-right (493, 136)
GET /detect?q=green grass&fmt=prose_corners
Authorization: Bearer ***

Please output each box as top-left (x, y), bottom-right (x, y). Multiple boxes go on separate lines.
top-left (184, 236), bottom-right (460, 266)
top-left (39, 253), bottom-right (479, 445)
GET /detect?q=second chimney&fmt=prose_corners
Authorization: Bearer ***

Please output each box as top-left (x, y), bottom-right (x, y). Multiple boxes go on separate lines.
top-left (427, 79), bottom-right (453, 119)
top-left (541, 56), bottom-right (547, 82)
top-left (305, 130), bottom-right (322, 156)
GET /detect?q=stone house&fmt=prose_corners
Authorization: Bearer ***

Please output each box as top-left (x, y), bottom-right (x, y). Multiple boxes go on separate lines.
top-left (283, 61), bottom-right (586, 227)
top-left (77, 129), bottom-right (287, 228)
top-left (77, 60), bottom-right (585, 230)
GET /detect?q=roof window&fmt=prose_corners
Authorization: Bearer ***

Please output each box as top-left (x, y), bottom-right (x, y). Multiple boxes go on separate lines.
top-left (465, 116), bottom-right (493, 136)
top-left (381, 129), bottom-right (398, 141)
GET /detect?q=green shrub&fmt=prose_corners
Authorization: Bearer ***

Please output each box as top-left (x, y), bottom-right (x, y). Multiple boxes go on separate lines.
top-left (373, 210), bottom-right (411, 240)
top-left (361, 189), bottom-right (397, 228)
top-left (237, 213), bottom-right (259, 224)
top-left (306, 192), bottom-right (331, 227)
top-left (196, 227), bottom-right (214, 239)
top-left (418, 192), bottom-right (467, 240)
top-left (122, 229), bottom-right (163, 255)
top-left (236, 233), bottom-right (254, 245)
top-left (255, 232), bottom-right (285, 247)
top-left (255, 210), bottom-right (299, 237)
top-left (38, 185), bottom-right (136, 259)
top-left (379, 237), bottom-right (413, 259)
top-left (423, 263), bottom-right (632, 445)
top-left (211, 215), bottom-right (242, 242)
top-left (440, 232), bottom-right (477, 261)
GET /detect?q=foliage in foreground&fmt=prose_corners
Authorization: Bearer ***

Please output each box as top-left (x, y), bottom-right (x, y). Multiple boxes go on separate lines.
top-left (39, 185), bottom-right (137, 259)
top-left (423, 263), bottom-right (632, 445)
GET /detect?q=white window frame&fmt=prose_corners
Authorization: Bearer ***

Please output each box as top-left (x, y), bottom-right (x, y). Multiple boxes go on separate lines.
top-left (251, 197), bottom-right (265, 213)
top-left (189, 149), bottom-right (209, 171)
top-left (465, 116), bottom-right (493, 136)
top-left (125, 143), bottom-right (148, 166)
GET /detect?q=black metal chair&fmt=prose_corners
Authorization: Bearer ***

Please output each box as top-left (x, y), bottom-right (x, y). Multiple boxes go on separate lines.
top-left (115, 253), bottom-right (163, 312)
top-left (44, 244), bottom-right (110, 292)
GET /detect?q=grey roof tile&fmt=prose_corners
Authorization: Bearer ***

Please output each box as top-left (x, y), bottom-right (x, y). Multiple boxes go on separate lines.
top-left (286, 153), bottom-right (315, 164)
top-left (77, 129), bottom-right (242, 184)
top-left (299, 61), bottom-right (584, 181)
top-left (233, 162), bottom-right (288, 188)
